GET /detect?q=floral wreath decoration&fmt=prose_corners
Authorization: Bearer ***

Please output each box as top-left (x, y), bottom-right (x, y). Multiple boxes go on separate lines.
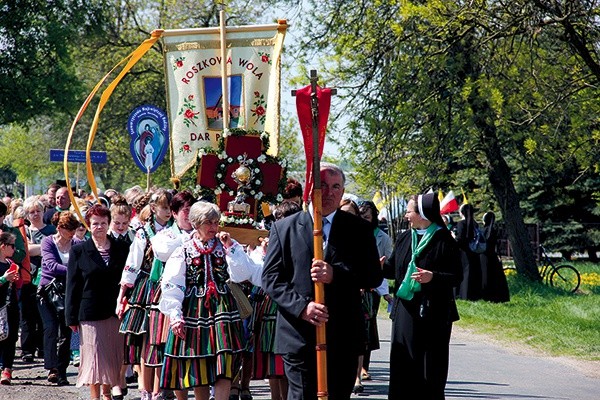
top-left (194, 128), bottom-right (288, 226)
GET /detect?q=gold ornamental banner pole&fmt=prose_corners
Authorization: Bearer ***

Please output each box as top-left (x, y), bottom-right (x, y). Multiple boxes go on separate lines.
top-left (309, 70), bottom-right (328, 400)
top-left (64, 30), bottom-right (163, 227)
top-left (220, 9), bottom-right (230, 130)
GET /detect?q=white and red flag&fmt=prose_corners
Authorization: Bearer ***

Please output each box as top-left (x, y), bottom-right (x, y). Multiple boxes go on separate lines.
top-left (440, 190), bottom-right (459, 214)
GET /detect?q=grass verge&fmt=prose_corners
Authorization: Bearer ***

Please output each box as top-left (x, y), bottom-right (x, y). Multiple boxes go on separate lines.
top-left (454, 261), bottom-right (600, 361)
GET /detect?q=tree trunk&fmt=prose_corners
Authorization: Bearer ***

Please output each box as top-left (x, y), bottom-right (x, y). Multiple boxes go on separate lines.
top-left (468, 89), bottom-right (540, 281)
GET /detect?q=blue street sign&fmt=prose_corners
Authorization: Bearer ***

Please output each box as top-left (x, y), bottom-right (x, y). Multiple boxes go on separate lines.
top-left (49, 149), bottom-right (108, 164)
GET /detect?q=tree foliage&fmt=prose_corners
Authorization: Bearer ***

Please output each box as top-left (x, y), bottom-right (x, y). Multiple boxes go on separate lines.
top-left (0, 0), bottom-right (270, 192)
top-left (0, 0), bottom-right (107, 125)
top-left (277, 0), bottom-right (600, 273)
top-left (0, 119), bottom-right (63, 185)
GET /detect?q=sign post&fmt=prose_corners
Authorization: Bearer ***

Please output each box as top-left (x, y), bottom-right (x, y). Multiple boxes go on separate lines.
top-left (49, 149), bottom-right (107, 196)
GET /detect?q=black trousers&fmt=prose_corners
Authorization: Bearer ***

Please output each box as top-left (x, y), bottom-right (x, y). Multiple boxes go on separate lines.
top-left (0, 304), bottom-right (20, 370)
top-left (283, 345), bottom-right (358, 400)
top-left (38, 295), bottom-right (71, 375)
top-left (19, 283), bottom-right (43, 356)
top-left (362, 292), bottom-right (382, 370)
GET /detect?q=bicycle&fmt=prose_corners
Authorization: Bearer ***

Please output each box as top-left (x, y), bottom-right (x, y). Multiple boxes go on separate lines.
top-left (503, 244), bottom-right (581, 293)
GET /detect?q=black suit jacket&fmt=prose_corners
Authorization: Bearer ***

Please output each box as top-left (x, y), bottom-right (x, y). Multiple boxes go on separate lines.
top-left (65, 236), bottom-right (129, 326)
top-left (262, 210), bottom-right (382, 355)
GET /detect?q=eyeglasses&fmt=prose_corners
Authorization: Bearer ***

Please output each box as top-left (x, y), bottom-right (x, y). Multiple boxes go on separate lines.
top-left (199, 220), bottom-right (220, 227)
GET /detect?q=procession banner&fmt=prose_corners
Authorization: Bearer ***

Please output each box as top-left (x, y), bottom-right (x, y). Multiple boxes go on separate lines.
top-left (162, 22), bottom-right (287, 179)
top-left (127, 105), bottom-right (169, 173)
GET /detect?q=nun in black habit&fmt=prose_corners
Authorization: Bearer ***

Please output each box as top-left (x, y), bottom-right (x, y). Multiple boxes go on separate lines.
top-left (383, 193), bottom-right (462, 400)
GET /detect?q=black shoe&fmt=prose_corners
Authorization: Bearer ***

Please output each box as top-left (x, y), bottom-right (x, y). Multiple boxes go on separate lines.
top-left (111, 395), bottom-right (124, 400)
top-left (352, 384), bottom-right (364, 394)
top-left (57, 378), bottom-right (70, 386)
top-left (21, 353), bottom-right (34, 363)
top-left (229, 386), bottom-right (240, 400)
top-left (47, 368), bottom-right (59, 383)
top-left (121, 387), bottom-right (128, 396)
top-left (240, 388), bottom-right (252, 400)
top-left (125, 371), bottom-right (138, 384)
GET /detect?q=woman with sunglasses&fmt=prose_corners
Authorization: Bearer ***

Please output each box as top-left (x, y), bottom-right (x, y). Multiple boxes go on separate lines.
top-left (21, 195), bottom-right (56, 363)
top-left (39, 211), bottom-right (81, 386)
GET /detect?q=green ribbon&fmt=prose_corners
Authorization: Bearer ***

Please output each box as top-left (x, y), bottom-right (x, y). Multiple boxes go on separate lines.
top-left (396, 223), bottom-right (439, 300)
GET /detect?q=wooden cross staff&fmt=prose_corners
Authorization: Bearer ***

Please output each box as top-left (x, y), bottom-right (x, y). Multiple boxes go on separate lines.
top-left (292, 69), bottom-right (336, 400)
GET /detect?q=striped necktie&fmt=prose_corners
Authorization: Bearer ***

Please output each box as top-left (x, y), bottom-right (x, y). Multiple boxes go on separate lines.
top-left (322, 217), bottom-right (330, 243)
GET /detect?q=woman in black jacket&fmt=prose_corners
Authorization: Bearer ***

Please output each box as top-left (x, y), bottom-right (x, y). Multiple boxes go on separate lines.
top-left (383, 193), bottom-right (462, 400)
top-left (66, 204), bottom-right (129, 400)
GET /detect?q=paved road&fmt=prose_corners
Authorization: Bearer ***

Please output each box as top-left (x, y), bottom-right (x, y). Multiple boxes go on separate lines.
top-left (1, 316), bottom-right (598, 399)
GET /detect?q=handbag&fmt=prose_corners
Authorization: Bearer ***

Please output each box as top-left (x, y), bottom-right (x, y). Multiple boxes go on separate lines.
top-left (0, 283), bottom-right (13, 341)
top-left (39, 278), bottom-right (66, 315)
top-left (227, 280), bottom-right (252, 319)
top-left (468, 227), bottom-right (487, 254)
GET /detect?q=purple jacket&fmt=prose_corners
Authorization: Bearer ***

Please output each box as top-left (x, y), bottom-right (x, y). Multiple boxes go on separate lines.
top-left (40, 235), bottom-right (82, 287)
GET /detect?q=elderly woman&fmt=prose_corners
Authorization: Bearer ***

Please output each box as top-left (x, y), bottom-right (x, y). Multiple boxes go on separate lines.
top-left (383, 193), bottom-right (462, 400)
top-left (24, 196), bottom-right (57, 278)
top-left (38, 211), bottom-right (80, 385)
top-left (159, 201), bottom-right (256, 400)
top-left (65, 204), bottom-right (130, 400)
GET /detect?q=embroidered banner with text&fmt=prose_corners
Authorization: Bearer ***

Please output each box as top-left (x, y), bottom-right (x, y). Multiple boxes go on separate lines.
top-left (163, 24), bottom-right (286, 178)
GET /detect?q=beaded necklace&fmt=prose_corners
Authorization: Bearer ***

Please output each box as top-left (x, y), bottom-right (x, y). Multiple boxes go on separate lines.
top-left (192, 237), bottom-right (218, 255)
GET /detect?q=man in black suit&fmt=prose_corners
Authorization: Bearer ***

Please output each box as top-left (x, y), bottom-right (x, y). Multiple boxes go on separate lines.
top-left (262, 163), bottom-right (382, 400)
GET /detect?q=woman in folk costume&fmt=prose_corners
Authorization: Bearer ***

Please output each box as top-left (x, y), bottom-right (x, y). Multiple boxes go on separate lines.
top-left (149, 190), bottom-right (198, 266)
top-left (383, 193), bottom-right (462, 400)
top-left (158, 201), bottom-right (260, 400)
top-left (237, 200), bottom-right (301, 400)
top-left (123, 190), bottom-right (195, 400)
top-left (116, 189), bottom-right (173, 400)
top-left (145, 190), bottom-right (197, 371)
top-left (109, 195), bottom-right (136, 245)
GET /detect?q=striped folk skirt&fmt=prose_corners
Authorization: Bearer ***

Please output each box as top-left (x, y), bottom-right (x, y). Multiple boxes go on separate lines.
top-left (145, 283), bottom-right (169, 367)
top-left (160, 288), bottom-right (245, 389)
top-left (119, 270), bottom-right (156, 364)
top-left (249, 289), bottom-right (284, 379)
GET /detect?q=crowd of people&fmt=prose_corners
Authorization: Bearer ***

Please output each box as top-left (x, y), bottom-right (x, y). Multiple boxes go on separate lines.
top-left (0, 164), bottom-right (510, 400)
